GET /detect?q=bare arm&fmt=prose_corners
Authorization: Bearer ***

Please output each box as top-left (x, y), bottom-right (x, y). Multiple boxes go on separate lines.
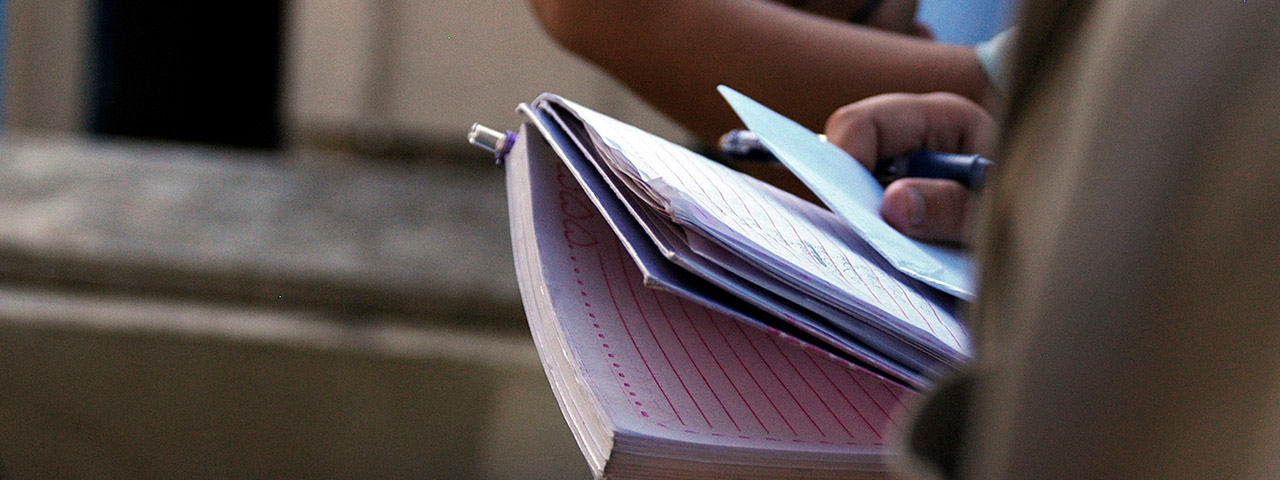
top-left (529, 0), bottom-right (989, 144)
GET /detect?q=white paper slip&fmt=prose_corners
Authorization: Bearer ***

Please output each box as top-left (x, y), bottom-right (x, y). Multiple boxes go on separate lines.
top-left (718, 85), bottom-right (975, 300)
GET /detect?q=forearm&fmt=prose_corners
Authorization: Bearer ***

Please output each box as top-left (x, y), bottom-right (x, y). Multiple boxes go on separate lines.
top-left (529, 0), bottom-right (989, 144)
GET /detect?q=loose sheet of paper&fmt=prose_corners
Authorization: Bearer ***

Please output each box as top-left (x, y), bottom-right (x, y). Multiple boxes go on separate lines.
top-left (718, 86), bottom-right (975, 300)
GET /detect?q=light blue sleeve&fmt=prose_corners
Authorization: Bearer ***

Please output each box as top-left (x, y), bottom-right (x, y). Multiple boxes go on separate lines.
top-left (975, 28), bottom-right (1017, 93)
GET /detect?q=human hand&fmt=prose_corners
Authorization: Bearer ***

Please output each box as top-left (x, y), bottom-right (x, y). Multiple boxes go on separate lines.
top-left (824, 93), bottom-right (997, 243)
top-left (780, 0), bottom-right (932, 37)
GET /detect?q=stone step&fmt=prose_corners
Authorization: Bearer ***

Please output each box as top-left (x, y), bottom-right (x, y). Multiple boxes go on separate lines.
top-left (0, 285), bottom-right (587, 479)
top-left (0, 134), bottom-right (523, 328)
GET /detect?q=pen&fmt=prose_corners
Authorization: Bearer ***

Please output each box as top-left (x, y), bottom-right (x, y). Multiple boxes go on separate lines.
top-left (469, 123), bottom-right (517, 165)
top-left (718, 129), bottom-right (994, 190)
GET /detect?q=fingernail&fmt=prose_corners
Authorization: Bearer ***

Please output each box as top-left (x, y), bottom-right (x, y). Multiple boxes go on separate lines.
top-left (906, 188), bottom-right (926, 226)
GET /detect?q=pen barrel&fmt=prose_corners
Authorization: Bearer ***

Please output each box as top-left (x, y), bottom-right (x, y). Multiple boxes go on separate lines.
top-left (718, 130), bottom-right (776, 162)
top-left (901, 151), bottom-right (993, 189)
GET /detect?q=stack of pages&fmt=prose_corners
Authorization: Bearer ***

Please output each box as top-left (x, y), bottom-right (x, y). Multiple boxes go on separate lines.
top-left (502, 88), bottom-right (973, 479)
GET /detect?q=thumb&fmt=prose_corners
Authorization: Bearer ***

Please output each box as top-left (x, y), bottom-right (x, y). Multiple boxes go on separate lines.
top-left (880, 178), bottom-right (971, 244)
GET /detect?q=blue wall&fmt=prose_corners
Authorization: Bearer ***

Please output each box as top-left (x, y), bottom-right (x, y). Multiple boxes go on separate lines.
top-left (918, 0), bottom-right (1016, 45)
top-left (1, 0), bottom-right (7, 126)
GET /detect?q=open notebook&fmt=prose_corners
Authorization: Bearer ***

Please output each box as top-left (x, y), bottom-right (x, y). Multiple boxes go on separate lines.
top-left (500, 92), bottom-right (971, 479)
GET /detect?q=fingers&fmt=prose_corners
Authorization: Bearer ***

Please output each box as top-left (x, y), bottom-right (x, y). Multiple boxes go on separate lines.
top-left (880, 178), bottom-right (971, 243)
top-left (823, 92), bottom-right (992, 244)
top-left (824, 92), bottom-right (997, 170)
top-left (909, 22), bottom-right (935, 39)
top-left (819, 93), bottom-right (994, 244)
top-left (779, 0), bottom-right (922, 36)
top-left (863, 0), bottom-right (921, 35)
top-left (777, 0), bottom-right (865, 23)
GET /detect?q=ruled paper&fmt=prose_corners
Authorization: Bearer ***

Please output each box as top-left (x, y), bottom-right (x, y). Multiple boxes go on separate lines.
top-left (555, 98), bottom-right (970, 359)
top-left (534, 103), bottom-right (929, 386)
top-left (519, 137), bottom-right (915, 450)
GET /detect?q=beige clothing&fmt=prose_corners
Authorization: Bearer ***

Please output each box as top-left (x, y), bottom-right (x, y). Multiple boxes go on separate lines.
top-left (904, 0), bottom-right (1280, 478)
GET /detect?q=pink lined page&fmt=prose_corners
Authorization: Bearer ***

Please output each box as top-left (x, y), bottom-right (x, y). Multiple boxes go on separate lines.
top-left (524, 147), bottom-right (916, 452)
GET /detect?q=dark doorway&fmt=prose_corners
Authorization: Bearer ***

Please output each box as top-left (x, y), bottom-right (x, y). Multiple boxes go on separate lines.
top-left (89, 1), bottom-right (284, 149)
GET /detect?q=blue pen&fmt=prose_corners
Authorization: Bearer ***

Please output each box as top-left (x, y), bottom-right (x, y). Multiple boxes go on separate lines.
top-left (718, 129), bottom-right (994, 190)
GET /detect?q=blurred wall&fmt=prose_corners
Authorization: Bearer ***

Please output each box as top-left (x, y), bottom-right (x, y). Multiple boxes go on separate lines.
top-left (282, 0), bottom-right (691, 148)
top-left (4, 0), bottom-right (91, 132)
top-left (2, 0), bottom-right (692, 149)
top-left (0, 0), bottom-right (8, 123)
top-left (918, 0), bottom-right (1016, 45)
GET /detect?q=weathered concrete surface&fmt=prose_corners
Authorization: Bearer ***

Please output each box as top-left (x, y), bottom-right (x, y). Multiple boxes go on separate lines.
top-left (0, 134), bottom-right (522, 327)
top-left (0, 135), bottom-right (589, 478)
top-left (0, 286), bottom-right (587, 479)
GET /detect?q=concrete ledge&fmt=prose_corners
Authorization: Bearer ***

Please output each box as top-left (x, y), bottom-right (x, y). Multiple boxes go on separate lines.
top-left (0, 134), bottom-right (522, 327)
top-left (0, 286), bottom-right (588, 479)
top-left (0, 135), bottom-right (592, 478)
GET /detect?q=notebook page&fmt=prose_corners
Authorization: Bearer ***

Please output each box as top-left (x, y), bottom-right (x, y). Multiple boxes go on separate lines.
top-left (516, 122), bottom-right (916, 458)
top-left (506, 125), bottom-right (613, 475)
top-left (547, 97), bottom-right (970, 359)
top-left (526, 104), bottom-right (771, 327)
top-left (531, 104), bottom-right (928, 387)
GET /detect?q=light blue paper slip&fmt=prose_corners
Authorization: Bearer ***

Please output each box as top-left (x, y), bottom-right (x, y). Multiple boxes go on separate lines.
top-left (718, 86), bottom-right (975, 300)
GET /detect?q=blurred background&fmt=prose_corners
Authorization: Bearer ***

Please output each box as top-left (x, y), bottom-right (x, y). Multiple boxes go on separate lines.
top-left (0, 0), bottom-right (1009, 478)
